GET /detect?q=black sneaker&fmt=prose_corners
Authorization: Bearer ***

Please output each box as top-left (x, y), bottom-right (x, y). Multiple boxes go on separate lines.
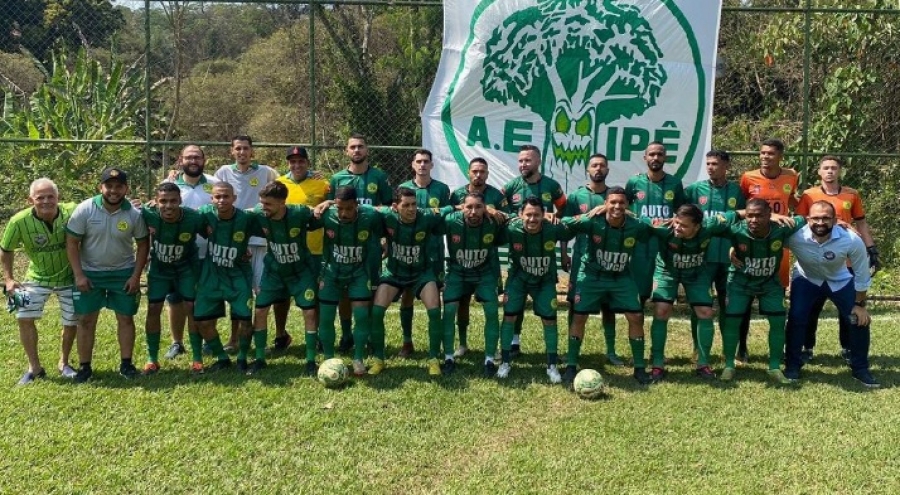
top-left (207, 359), bottom-right (232, 373)
top-left (784, 368), bottom-right (801, 381)
top-left (561, 365), bottom-right (577, 386)
top-left (800, 348), bottom-right (814, 363)
top-left (304, 361), bottom-right (318, 376)
top-left (119, 363), bottom-right (139, 379)
top-left (852, 371), bottom-right (880, 388)
top-left (510, 343), bottom-right (521, 359)
top-left (74, 367), bottom-right (92, 384)
top-left (483, 361), bottom-right (498, 378)
top-left (270, 334), bottom-right (292, 352)
top-left (649, 367), bottom-right (667, 384)
top-left (247, 360), bottom-right (267, 375)
top-left (633, 367), bottom-right (652, 385)
top-left (16, 368), bottom-right (46, 386)
top-left (236, 359), bottom-right (249, 373)
top-left (441, 359), bottom-right (456, 375)
top-left (337, 334), bottom-right (354, 354)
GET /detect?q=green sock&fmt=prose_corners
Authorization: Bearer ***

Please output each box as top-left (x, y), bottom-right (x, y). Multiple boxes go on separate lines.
top-left (483, 301), bottom-right (500, 356)
top-left (237, 335), bottom-right (251, 361)
top-left (340, 318), bottom-right (353, 341)
top-left (696, 318), bottom-right (715, 366)
top-left (514, 314), bottom-right (523, 337)
top-left (304, 332), bottom-right (318, 363)
top-left (319, 304), bottom-right (337, 358)
top-left (352, 305), bottom-right (370, 361)
top-left (629, 337), bottom-right (646, 368)
top-left (253, 329), bottom-right (267, 361)
top-left (603, 318), bottom-right (617, 356)
top-left (690, 314), bottom-right (700, 353)
top-left (400, 306), bottom-right (414, 343)
top-left (146, 331), bottom-right (161, 363)
top-left (722, 316), bottom-right (740, 368)
top-left (427, 307), bottom-right (443, 359)
top-left (188, 332), bottom-right (203, 362)
top-left (370, 305), bottom-right (387, 360)
top-left (544, 323), bottom-right (559, 357)
top-left (566, 336), bottom-right (583, 366)
top-left (650, 318), bottom-right (668, 368)
top-left (500, 319), bottom-right (515, 352)
top-left (767, 314), bottom-right (787, 370)
top-left (457, 319), bottom-right (469, 347)
top-left (207, 335), bottom-right (228, 361)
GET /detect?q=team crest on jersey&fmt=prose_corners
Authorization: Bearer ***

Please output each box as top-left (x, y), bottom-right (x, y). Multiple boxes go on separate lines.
top-left (179, 233), bottom-right (191, 242)
top-left (32, 233), bottom-right (48, 246)
top-left (203, 184), bottom-right (213, 193)
top-left (250, 177), bottom-right (259, 187)
top-left (233, 232), bottom-right (245, 242)
top-left (771, 240), bottom-right (782, 251)
top-left (738, 244), bottom-right (747, 252)
top-left (367, 183), bottom-right (378, 194)
top-left (358, 231), bottom-right (369, 241)
top-left (624, 238), bottom-right (636, 247)
top-left (512, 194), bottom-right (521, 203)
top-left (592, 235), bottom-right (602, 243)
top-left (701, 239), bottom-right (710, 249)
top-left (544, 241), bottom-right (555, 251)
top-left (429, 197), bottom-right (439, 207)
top-left (304, 289), bottom-right (315, 301)
top-left (513, 243), bottom-right (523, 251)
top-left (415, 231), bottom-right (426, 242)
top-left (842, 201), bottom-right (852, 211)
top-left (483, 234), bottom-right (494, 244)
top-left (579, 204), bottom-right (588, 213)
top-left (326, 229), bottom-right (335, 239)
top-left (699, 196), bottom-right (708, 205)
top-left (290, 228), bottom-right (301, 238)
top-left (728, 197), bottom-right (737, 208)
top-left (824, 251), bottom-right (836, 260)
top-left (636, 191), bottom-right (646, 200)
top-left (117, 221), bottom-right (128, 231)
top-left (452, 235), bottom-right (461, 243)
top-left (541, 192), bottom-right (551, 202)
top-left (664, 191), bottom-right (674, 201)
top-left (782, 184), bottom-right (792, 194)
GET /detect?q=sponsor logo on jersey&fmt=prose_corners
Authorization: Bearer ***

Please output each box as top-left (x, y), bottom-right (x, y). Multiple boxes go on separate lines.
top-left (636, 191), bottom-right (646, 200)
top-left (512, 193), bottom-right (521, 203)
top-left (771, 240), bottom-right (782, 251)
top-left (513, 243), bottom-right (523, 251)
top-left (117, 221), bottom-right (128, 231)
top-left (699, 196), bottom-right (708, 205)
top-left (579, 204), bottom-right (588, 213)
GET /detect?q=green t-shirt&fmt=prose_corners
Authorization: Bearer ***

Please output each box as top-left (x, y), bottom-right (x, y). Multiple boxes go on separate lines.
top-left (502, 175), bottom-right (565, 213)
top-left (0, 203), bottom-right (76, 287)
top-left (319, 205), bottom-right (384, 278)
top-left (685, 179), bottom-right (746, 264)
top-left (449, 184), bottom-right (509, 211)
top-left (255, 204), bottom-right (319, 277)
top-left (141, 206), bottom-right (203, 273)
top-left (652, 212), bottom-right (739, 279)
top-left (379, 207), bottom-right (443, 279)
top-left (399, 179), bottom-right (451, 209)
top-left (196, 205), bottom-right (261, 275)
top-left (625, 172), bottom-right (685, 259)
top-left (725, 216), bottom-right (807, 288)
top-left (561, 214), bottom-right (653, 276)
top-left (443, 211), bottom-right (506, 280)
top-left (327, 166), bottom-right (393, 206)
top-left (504, 219), bottom-right (574, 285)
top-left (562, 185), bottom-right (609, 261)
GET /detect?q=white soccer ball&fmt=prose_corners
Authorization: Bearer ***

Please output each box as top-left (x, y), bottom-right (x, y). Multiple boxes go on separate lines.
top-left (573, 368), bottom-right (606, 399)
top-left (318, 358), bottom-right (349, 388)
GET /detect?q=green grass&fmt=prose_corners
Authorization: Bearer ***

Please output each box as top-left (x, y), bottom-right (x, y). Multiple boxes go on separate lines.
top-left (0, 302), bottom-right (898, 494)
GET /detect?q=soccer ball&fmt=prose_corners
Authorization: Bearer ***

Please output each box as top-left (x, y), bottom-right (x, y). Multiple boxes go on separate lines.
top-left (573, 369), bottom-right (605, 399)
top-left (318, 358), bottom-right (349, 388)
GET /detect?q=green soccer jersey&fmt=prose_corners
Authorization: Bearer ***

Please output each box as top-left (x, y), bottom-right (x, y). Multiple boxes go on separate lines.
top-left (685, 179), bottom-right (746, 264)
top-left (652, 212), bottom-right (739, 279)
top-left (505, 219), bottom-right (574, 285)
top-left (725, 216), bottom-right (806, 288)
top-left (502, 175), bottom-right (565, 213)
top-left (0, 203), bottom-right (76, 287)
top-left (561, 214), bottom-right (653, 276)
top-left (449, 184), bottom-right (509, 211)
top-left (196, 205), bottom-right (261, 272)
top-left (141, 206), bottom-right (203, 273)
top-left (625, 172), bottom-right (685, 260)
top-left (443, 211), bottom-right (506, 280)
top-left (562, 185), bottom-right (609, 268)
top-left (378, 207), bottom-right (443, 279)
top-left (327, 166), bottom-right (393, 206)
top-left (320, 205), bottom-right (384, 278)
top-left (399, 179), bottom-right (451, 209)
top-left (255, 204), bottom-right (319, 277)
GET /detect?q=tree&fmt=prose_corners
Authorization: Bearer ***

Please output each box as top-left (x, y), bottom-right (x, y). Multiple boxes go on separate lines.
top-left (481, 0), bottom-right (666, 176)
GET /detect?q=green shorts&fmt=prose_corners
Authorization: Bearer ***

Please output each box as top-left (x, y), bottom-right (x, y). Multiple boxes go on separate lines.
top-left (379, 270), bottom-right (438, 301)
top-left (651, 268), bottom-right (714, 307)
top-left (318, 269), bottom-right (373, 304)
top-left (444, 270), bottom-right (500, 304)
top-left (573, 271), bottom-right (642, 314)
top-left (147, 265), bottom-right (197, 304)
top-left (629, 246), bottom-right (658, 300)
top-left (503, 275), bottom-right (559, 319)
top-left (256, 268), bottom-right (318, 309)
top-left (725, 277), bottom-right (787, 317)
top-left (73, 269), bottom-right (141, 316)
top-left (193, 271), bottom-right (254, 321)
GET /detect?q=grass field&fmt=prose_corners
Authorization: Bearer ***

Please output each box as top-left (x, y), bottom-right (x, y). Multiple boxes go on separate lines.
top-left (0, 302), bottom-right (898, 494)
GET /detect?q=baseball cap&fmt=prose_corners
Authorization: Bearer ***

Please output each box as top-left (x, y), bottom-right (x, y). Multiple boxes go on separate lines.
top-left (286, 146), bottom-right (309, 160)
top-left (99, 167), bottom-right (128, 184)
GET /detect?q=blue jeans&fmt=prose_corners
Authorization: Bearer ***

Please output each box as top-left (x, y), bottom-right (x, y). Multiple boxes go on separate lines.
top-left (785, 277), bottom-right (870, 373)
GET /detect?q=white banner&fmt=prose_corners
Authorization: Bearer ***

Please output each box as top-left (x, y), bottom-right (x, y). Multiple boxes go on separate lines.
top-left (423, 0), bottom-right (722, 194)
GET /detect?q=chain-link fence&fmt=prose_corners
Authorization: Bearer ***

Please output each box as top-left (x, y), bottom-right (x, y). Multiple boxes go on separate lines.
top-left (2, 1), bottom-right (900, 270)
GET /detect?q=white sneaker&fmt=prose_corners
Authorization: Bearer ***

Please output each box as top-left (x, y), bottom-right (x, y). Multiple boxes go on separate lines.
top-left (546, 366), bottom-right (562, 384)
top-left (496, 362), bottom-right (511, 379)
top-left (453, 346), bottom-right (468, 358)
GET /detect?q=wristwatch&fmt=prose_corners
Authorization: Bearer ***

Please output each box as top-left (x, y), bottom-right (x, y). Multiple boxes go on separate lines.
top-left (854, 300), bottom-right (867, 308)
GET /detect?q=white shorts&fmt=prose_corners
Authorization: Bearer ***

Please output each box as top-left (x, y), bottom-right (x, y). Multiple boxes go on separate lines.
top-left (250, 245), bottom-right (266, 291)
top-left (16, 283), bottom-right (77, 326)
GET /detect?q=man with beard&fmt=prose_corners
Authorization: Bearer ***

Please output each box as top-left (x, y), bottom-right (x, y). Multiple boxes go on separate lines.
top-left (1, 179), bottom-right (78, 384)
top-left (448, 157), bottom-right (508, 358)
top-left (783, 201), bottom-right (877, 386)
top-left (501, 145), bottom-right (567, 357)
top-left (66, 168), bottom-right (150, 382)
top-left (139, 183), bottom-right (203, 375)
top-left (561, 153), bottom-right (622, 365)
top-left (326, 134), bottom-right (392, 354)
top-left (794, 155), bottom-right (879, 362)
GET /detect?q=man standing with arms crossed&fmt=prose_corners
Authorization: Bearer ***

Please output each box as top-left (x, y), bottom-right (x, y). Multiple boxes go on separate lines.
top-left (66, 168), bottom-right (150, 382)
top-left (1, 178), bottom-right (78, 384)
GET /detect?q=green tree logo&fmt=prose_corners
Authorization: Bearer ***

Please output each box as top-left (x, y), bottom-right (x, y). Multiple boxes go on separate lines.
top-left (482, 0), bottom-right (666, 175)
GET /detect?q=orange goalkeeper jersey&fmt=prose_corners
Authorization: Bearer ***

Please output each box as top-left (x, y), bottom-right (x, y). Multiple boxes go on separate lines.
top-left (796, 186), bottom-right (865, 223)
top-left (739, 168), bottom-right (800, 215)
